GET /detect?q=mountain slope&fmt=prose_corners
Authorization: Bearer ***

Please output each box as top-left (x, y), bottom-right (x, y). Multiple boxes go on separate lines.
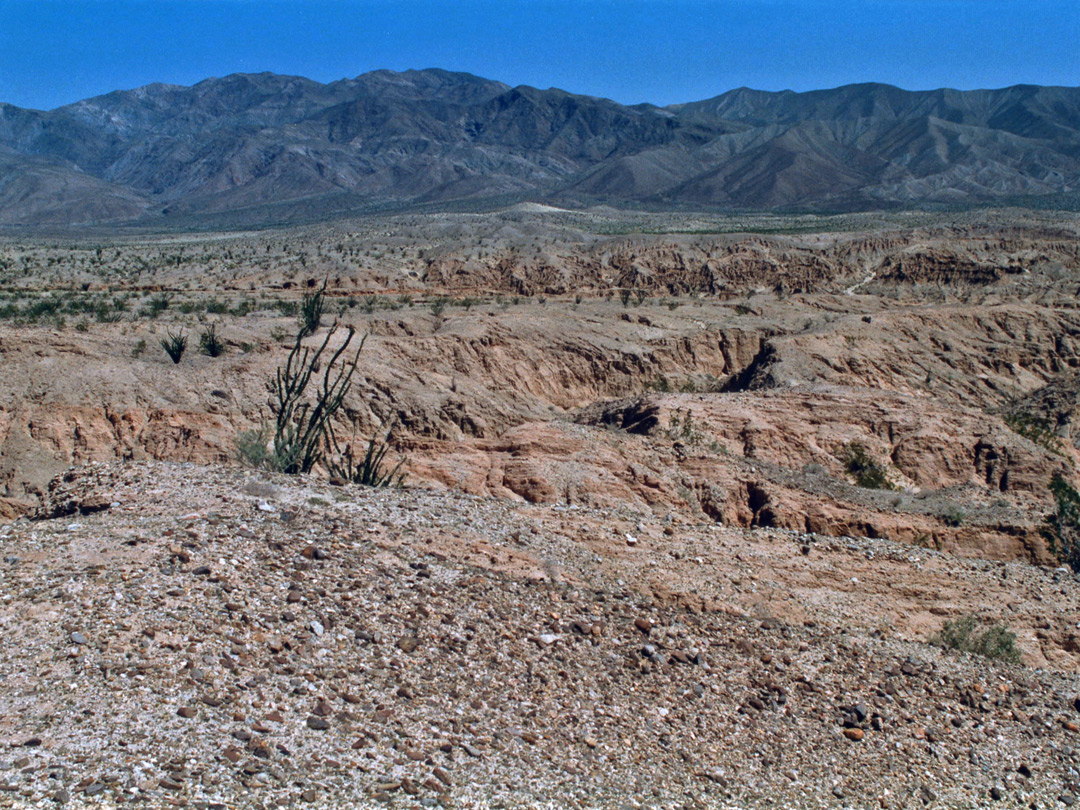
top-left (1, 71), bottom-right (1080, 225)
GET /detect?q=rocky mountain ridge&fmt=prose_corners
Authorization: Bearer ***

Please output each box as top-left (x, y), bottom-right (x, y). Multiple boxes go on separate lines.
top-left (2, 71), bottom-right (1080, 225)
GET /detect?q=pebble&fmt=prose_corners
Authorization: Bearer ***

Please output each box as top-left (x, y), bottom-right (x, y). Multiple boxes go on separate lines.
top-left (70, 632), bottom-right (87, 645)
top-left (306, 716), bottom-right (331, 730)
top-left (843, 728), bottom-right (864, 741)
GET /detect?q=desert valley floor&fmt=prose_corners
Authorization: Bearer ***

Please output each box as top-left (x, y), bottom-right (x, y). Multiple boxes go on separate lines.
top-left (1, 206), bottom-right (1080, 808)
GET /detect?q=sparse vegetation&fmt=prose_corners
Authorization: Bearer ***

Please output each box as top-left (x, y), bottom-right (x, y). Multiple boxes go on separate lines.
top-left (198, 323), bottom-right (226, 357)
top-left (297, 278), bottom-right (327, 337)
top-left (1043, 474), bottom-right (1080, 572)
top-left (842, 442), bottom-right (894, 490)
top-left (266, 324), bottom-right (363, 474)
top-left (931, 614), bottom-right (1022, 663)
top-left (160, 329), bottom-right (187, 363)
top-left (942, 507), bottom-right (966, 527)
top-left (328, 418), bottom-right (407, 488)
top-left (235, 423), bottom-right (274, 469)
top-left (1005, 412), bottom-right (1065, 456)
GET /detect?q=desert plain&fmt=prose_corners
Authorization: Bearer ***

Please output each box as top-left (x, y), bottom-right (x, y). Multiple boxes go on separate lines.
top-left (0, 205), bottom-right (1079, 808)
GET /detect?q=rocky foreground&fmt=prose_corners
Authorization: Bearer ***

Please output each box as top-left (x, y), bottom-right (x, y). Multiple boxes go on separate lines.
top-left (2, 461), bottom-right (1080, 809)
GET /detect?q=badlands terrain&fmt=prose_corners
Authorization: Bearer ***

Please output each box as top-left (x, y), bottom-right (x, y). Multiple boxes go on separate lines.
top-left (1, 205), bottom-right (1080, 807)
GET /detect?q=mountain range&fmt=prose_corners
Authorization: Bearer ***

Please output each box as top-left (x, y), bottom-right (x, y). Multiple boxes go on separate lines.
top-left (2, 69), bottom-right (1080, 226)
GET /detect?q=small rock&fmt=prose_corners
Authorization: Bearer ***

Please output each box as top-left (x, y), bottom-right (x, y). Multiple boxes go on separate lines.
top-left (625, 533), bottom-right (637, 546)
top-left (192, 565), bottom-right (211, 576)
top-left (309, 620), bottom-right (324, 636)
top-left (432, 766), bottom-right (451, 786)
top-left (306, 716), bottom-right (330, 730)
top-left (70, 632), bottom-right (87, 646)
top-left (177, 707), bottom-right (197, 719)
top-left (396, 636), bottom-right (420, 653)
top-left (990, 786), bottom-right (1005, 801)
top-left (634, 617), bottom-right (653, 635)
top-left (301, 788), bottom-right (318, 802)
top-left (843, 728), bottom-right (864, 741)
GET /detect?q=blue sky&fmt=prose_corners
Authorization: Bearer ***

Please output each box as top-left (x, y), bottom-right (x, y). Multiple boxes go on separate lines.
top-left (1, 0), bottom-right (1077, 110)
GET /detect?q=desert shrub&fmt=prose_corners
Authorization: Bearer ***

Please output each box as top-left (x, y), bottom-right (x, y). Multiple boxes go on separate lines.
top-left (160, 329), bottom-right (187, 363)
top-left (1006, 412), bottom-right (1065, 456)
top-left (130, 339), bottom-right (147, 358)
top-left (235, 423), bottom-right (274, 469)
top-left (620, 288), bottom-right (632, 307)
top-left (269, 324), bottom-right (363, 474)
top-left (430, 297), bottom-right (449, 317)
top-left (1043, 474), bottom-right (1080, 572)
top-left (275, 299), bottom-right (299, 318)
top-left (297, 278), bottom-right (326, 337)
top-left (328, 418), bottom-right (406, 488)
top-left (942, 507), bottom-right (966, 527)
top-left (199, 323), bottom-right (226, 357)
top-left (147, 293), bottom-right (171, 317)
top-left (932, 615), bottom-right (1022, 663)
top-left (843, 442), bottom-right (894, 490)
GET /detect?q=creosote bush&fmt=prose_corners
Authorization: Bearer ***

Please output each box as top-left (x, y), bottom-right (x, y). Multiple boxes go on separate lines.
top-left (842, 442), bottom-right (894, 490)
top-left (1043, 474), bottom-right (1080, 572)
top-left (931, 615), bottom-right (1022, 663)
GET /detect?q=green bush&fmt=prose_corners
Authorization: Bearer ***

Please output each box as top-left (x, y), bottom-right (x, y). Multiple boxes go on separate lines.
top-left (328, 418), bottom-right (406, 488)
top-left (1006, 412), bottom-right (1064, 456)
top-left (1043, 474), bottom-right (1080, 572)
top-left (198, 323), bottom-right (226, 357)
top-left (932, 615), bottom-right (1022, 663)
top-left (268, 323), bottom-right (363, 474)
top-left (235, 423), bottom-right (274, 469)
top-left (297, 278), bottom-right (327, 337)
top-left (160, 329), bottom-right (187, 364)
top-left (842, 443), bottom-right (894, 490)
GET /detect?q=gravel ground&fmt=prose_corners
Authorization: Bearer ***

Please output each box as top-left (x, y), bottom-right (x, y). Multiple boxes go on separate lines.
top-left (2, 461), bottom-right (1080, 809)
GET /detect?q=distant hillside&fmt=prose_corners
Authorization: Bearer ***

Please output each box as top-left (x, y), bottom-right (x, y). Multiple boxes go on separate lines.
top-left (1, 70), bottom-right (1079, 226)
